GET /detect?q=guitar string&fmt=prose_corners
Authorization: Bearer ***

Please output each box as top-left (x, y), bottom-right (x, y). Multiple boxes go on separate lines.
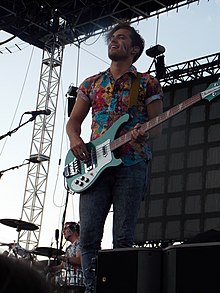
top-left (83, 135), bottom-right (133, 162)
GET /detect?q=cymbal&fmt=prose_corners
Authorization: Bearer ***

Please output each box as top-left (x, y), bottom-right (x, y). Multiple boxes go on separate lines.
top-left (0, 218), bottom-right (39, 231)
top-left (0, 242), bottom-right (14, 247)
top-left (32, 247), bottom-right (65, 258)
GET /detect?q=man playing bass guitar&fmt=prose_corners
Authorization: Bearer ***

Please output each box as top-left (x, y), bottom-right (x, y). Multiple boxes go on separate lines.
top-left (66, 22), bottom-right (163, 293)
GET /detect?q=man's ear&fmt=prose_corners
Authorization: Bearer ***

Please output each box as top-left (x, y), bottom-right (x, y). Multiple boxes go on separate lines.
top-left (131, 46), bottom-right (140, 55)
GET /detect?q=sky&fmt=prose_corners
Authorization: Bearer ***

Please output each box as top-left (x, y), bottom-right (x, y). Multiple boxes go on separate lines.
top-left (0, 0), bottom-right (220, 256)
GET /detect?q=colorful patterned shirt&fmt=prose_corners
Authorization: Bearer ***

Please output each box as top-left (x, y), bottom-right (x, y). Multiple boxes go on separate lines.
top-left (78, 65), bottom-right (163, 165)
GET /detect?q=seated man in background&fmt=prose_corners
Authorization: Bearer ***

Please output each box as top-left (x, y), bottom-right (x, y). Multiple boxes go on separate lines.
top-left (50, 221), bottom-right (84, 291)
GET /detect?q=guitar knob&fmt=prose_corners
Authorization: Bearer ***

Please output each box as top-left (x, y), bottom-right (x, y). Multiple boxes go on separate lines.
top-left (74, 179), bottom-right (79, 185)
top-left (80, 176), bottom-right (85, 180)
top-left (85, 178), bottom-right (89, 183)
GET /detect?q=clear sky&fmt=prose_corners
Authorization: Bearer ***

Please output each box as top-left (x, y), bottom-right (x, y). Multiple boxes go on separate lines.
top-left (0, 0), bottom-right (220, 254)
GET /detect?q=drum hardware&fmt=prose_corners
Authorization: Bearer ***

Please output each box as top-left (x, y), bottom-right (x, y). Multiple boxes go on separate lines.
top-left (32, 247), bottom-right (65, 281)
top-left (0, 218), bottom-right (39, 232)
top-left (32, 259), bottom-right (59, 277)
top-left (0, 218), bottom-right (38, 259)
top-left (55, 268), bottom-right (84, 288)
top-left (0, 242), bottom-right (15, 247)
top-left (34, 259), bottom-right (58, 269)
top-left (32, 247), bottom-right (65, 258)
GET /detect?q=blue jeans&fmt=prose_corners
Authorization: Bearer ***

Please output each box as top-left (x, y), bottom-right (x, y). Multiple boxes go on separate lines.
top-left (79, 161), bottom-right (149, 293)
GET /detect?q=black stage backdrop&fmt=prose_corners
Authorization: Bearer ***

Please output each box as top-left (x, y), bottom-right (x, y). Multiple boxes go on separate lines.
top-left (135, 74), bottom-right (220, 245)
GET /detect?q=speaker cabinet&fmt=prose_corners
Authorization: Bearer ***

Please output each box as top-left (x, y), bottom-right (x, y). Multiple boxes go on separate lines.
top-left (95, 247), bottom-right (162, 293)
top-left (163, 242), bottom-right (220, 293)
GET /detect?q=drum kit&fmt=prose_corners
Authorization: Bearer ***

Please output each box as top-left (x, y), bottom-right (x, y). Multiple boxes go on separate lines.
top-left (0, 218), bottom-right (64, 259)
top-left (0, 218), bottom-right (85, 293)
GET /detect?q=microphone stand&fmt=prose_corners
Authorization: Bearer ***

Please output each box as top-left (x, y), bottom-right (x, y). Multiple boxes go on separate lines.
top-left (0, 113), bottom-right (36, 141)
top-left (59, 189), bottom-right (70, 251)
top-left (55, 234), bottom-right (59, 250)
top-left (0, 161), bottom-right (30, 179)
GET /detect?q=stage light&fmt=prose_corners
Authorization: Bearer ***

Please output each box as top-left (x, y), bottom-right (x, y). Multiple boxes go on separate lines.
top-left (66, 84), bottom-right (78, 97)
top-left (155, 55), bottom-right (166, 80)
top-left (66, 84), bottom-right (78, 117)
top-left (145, 44), bottom-right (165, 58)
top-left (145, 44), bottom-right (166, 80)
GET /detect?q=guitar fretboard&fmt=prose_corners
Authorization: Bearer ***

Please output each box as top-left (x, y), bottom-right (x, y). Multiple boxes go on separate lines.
top-left (110, 92), bottom-right (201, 151)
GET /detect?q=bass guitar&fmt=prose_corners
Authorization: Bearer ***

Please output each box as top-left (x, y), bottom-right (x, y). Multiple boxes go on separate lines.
top-left (64, 81), bottom-right (220, 193)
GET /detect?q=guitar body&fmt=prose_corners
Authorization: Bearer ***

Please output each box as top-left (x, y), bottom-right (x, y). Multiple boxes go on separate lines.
top-left (64, 114), bottom-right (129, 193)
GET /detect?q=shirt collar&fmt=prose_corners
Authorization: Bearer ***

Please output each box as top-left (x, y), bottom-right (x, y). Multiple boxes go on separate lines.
top-left (103, 65), bottom-right (137, 79)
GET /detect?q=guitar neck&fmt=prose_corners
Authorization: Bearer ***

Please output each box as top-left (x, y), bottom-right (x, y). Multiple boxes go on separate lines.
top-left (110, 92), bottom-right (202, 151)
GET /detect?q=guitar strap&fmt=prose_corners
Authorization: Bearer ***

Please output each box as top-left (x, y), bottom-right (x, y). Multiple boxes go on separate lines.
top-left (129, 72), bottom-right (142, 107)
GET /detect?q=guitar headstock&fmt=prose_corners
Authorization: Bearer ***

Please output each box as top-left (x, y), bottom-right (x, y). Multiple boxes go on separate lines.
top-left (201, 80), bottom-right (220, 102)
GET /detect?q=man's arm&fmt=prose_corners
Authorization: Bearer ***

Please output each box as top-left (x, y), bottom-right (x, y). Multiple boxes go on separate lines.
top-left (62, 251), bottom-right (81, 266)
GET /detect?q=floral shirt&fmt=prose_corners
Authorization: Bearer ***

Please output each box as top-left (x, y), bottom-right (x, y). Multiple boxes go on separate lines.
top-left (78, 65), bottom-right (163, 165)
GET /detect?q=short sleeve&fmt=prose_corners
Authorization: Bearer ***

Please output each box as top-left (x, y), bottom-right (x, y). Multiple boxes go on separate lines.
top-left (145, 75), bottom-right (163, 105)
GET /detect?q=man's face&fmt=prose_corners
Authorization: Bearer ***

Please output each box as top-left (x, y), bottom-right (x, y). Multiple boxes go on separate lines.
top-left (62, 224), bottom-right (73, 240)
top-left (108, 28), bottom-right (134, 62)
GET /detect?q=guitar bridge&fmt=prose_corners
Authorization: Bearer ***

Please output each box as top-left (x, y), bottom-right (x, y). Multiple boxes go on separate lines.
top-left (64, 158), bottom-right (81, 178)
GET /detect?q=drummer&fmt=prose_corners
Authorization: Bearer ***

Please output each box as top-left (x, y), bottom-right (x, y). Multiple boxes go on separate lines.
top-left (50, 222), bottom-right (83, 280)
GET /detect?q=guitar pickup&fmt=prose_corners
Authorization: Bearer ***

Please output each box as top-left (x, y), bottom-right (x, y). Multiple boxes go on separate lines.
top-left (85, 148), bottom-right (97, 172)
top-left (102, 145), bottom-right (108, 157)
top-left (64, 159), bottom-right (81, 178)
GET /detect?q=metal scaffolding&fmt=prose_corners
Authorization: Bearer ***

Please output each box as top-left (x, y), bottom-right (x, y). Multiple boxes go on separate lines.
top-left (18, 36), bottom-right (64, 250)
top-left (158, 52), bottom-right (220, 87)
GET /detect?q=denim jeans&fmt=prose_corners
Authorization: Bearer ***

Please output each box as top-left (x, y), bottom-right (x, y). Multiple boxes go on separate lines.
top-left (79, 161), bottom-right (149, 293)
